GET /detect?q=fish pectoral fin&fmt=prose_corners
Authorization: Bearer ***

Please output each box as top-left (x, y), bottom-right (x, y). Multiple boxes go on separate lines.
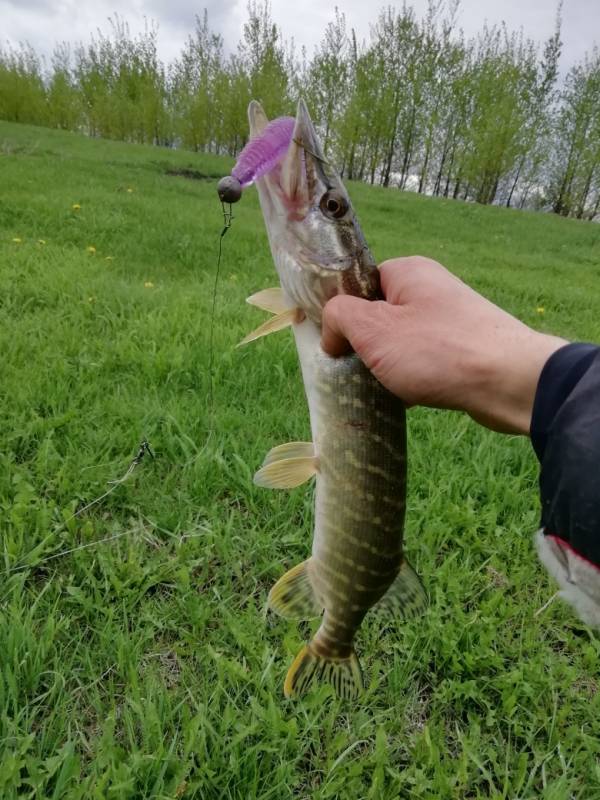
top-left (262, 441), bottom-right (315, 465)
top-left (237, 307), bottom-right (304, 347)
top-left (378, 559), bottom-right (428, 619)
top-left (246, 287), bottom-right (290, 315)
top-left (284, 643), bottom-right (362, 700)
top-left (268, 558), bottom-right (322, 620)
top-left (253, 454), bottom-right (317, 489)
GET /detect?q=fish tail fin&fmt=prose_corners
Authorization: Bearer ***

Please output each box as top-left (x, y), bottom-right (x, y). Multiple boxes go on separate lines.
top-left (284, 643), bottom-right (363, 700)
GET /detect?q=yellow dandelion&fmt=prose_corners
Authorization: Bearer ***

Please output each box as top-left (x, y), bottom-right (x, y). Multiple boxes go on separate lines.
top-left (72, 203), bottom-right (81, 211)
top-left (38, 239), bottom-right (46, 245)
top-left (536, 306), bottom-right (545, 314)
top-left (87, 296), bottom-right (96, 303)
top-left (12, 237), bottom-right (22, 243)
top-left (144, 281), bottom-right (154, 288)
top-left (126, 187), bottom-right (134, 193)
top-left (86, 246), bottom-right (96, 254)
top-left (104, 256), bottom-right (114, 261)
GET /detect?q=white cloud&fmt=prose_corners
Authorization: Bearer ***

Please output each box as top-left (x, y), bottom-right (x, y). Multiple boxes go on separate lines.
top-left (1, 0), bottom-right (597, 71)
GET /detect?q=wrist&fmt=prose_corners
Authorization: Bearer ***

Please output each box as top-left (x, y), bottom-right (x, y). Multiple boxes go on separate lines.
top-left (467, 329), bottom-right (568, 435)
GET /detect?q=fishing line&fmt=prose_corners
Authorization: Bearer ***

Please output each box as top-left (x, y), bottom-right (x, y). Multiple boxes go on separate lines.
top-left (208, 115), bottom-right (295, 417)
top-left (6, 439), bottom-right (155, 576)
top-left (62, 438), bottom-right (154, 524)
top-left (207, 201), bottom-right (233, 418)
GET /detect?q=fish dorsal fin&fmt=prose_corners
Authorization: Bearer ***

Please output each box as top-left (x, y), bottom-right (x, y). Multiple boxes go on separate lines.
top-left (377, 559), bottom-right (428, 619)
top-left (246, 287), bottom-right (290, 315)
top-left (237, 307), bottom-right (303, 347)
top-left (268, 558), bottom-right (322, 619)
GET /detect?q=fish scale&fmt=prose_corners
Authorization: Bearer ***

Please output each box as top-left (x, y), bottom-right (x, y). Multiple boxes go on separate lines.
top-left (309, 350), bottom-right (407, 657)
top-left (238, 97), bottom-right (428, 699)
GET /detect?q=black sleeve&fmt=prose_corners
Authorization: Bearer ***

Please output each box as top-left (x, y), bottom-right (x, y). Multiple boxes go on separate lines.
top-left (530, 342), bottom-right (600, 566)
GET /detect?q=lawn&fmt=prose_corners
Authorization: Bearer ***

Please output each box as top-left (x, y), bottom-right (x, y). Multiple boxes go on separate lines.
top-left (1, 121), bottom-right (600, 799)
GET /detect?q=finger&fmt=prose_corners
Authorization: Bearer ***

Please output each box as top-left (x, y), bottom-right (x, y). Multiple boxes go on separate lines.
top-left (379, 256), bottom-right (446, 304)
top-left (321, 294), bottom-right (373, 357)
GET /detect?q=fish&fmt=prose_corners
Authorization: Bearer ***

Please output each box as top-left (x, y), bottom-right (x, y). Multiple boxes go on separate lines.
top-left (241, 98), bottom-right (427, 699)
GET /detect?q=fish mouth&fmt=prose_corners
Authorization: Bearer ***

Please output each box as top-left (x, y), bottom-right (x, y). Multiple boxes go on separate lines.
top-left (249, 99), bottom-right (379, 318)
top-left (249, 97), bottom-right (352, 215)
top-left (249, 98), bottom-right (328, 220)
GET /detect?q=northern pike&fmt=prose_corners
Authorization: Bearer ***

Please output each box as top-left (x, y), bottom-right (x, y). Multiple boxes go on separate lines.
top-left (241, 98), bottom-right (427, 699)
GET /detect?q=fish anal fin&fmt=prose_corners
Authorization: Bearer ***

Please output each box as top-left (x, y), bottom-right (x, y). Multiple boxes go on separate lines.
top-left (262, 441), bottom-right (315, 466)
top-left (378, 558), bottom-right (428, 619)
top-left (246, 287), bottom-right (289, 315)
top-left (268, 558), bottom-right (322, 620)
top-left (284, 643), bottom-right (362, 700)
top-left (237, 307), bottom-right (304, 347)
top-left (254, 455), bottom-right (317, 489)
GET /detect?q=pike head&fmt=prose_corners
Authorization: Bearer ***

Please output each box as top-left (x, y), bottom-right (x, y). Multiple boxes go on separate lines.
top-left (249, 99), bottom-right (379, 324)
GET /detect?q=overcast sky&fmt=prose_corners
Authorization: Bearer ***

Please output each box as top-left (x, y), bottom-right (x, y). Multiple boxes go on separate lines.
top-left (2, 0), bottom-right (598, 72)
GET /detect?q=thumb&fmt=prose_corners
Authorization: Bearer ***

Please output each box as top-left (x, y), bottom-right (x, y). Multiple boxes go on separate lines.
top-left (321, 294), bottom-right (380, 357)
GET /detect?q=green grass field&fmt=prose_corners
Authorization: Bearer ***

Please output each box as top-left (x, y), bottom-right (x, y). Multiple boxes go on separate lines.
top-left (1, 121), bottom-right (600, 799)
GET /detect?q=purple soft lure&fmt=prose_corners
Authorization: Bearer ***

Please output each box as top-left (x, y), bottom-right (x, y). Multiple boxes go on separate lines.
top-left (217, 115), bottom-right (295, 204)
top-left (232, 116), bottom-right (295, 187)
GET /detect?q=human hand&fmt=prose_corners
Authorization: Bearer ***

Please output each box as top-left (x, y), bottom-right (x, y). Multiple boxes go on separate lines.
top-left (321, 256), bottom-right (567, 435)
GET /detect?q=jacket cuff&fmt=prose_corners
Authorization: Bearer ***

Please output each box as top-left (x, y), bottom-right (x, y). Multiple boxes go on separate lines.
top-left (530, 342), bottom-right (599, 461)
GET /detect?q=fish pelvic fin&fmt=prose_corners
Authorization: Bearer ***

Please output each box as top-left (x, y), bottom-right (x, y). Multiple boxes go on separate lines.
top-left (284, 643), bottom-right (363, 700)
top-left (237, 307), bottom-right (304, 347)
top-left (378, 558), bottom-right (428, 619)
top-left (268, 558), bottom-right (322, 620)
top-left (254, 441), bottom-right (317, 488)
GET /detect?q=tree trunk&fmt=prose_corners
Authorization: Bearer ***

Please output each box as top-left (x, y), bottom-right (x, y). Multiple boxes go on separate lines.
top-left (506, 159), bottom-right (523, 208)
top-left (434, 137), bottom-right (451, 196)
top-left (575, 161), bottom-right (596, 218)
top-left (452, 173), bottom-right (462, 200)
top-left (419, 138), bottom-right (432, 194)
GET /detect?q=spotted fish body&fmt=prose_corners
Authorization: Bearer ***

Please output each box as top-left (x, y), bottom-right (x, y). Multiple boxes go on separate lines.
top-left (242, 99), bottom-right (427, 699)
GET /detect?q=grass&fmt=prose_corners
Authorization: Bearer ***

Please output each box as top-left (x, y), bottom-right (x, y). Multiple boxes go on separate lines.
top-left (1, 120), bottom-right (600, 800)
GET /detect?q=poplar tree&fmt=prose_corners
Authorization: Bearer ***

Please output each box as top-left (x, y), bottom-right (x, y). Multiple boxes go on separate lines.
top-left (170, 12), bottom-right (224, 151)
top-left (47, 44), bottom-right (81, 131)
top-left (0, 43), bottom-right (47, 125)
top-left (549, 48), bottom-right (600, 218)
top-left (304, 8), bottom-right (349, 155)
top-left (239, 1), bottom-right (290, 120)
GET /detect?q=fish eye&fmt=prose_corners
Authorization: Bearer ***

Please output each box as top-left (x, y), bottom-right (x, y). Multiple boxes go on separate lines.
top-left (320, 191), bottom-right (348, 219)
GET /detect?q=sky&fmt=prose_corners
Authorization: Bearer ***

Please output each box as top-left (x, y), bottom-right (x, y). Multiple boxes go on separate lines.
top-left (1, 0), bottom-right (598, 72)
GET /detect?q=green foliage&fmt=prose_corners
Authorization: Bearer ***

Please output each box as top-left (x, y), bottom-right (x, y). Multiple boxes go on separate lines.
top-left (72, 16), bottom-right (169, 144)
top-left (1, 120), bottom-right (600, 798)
top-left (240, 1), bottom-right (291, 120)
top-left (548, 48), bottom-right (600, 219)
top-left (0, 43), bottom-right (47, 125)
top-left (169, 12), bottom-right (225, 153)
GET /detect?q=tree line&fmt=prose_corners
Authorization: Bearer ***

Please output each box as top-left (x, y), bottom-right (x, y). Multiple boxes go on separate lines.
top-left (1, 2), bottom-right (599, 220)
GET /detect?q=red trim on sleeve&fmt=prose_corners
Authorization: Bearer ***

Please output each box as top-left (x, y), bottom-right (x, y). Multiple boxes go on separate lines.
top-left (546, 533), bottom-right (600, 573)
